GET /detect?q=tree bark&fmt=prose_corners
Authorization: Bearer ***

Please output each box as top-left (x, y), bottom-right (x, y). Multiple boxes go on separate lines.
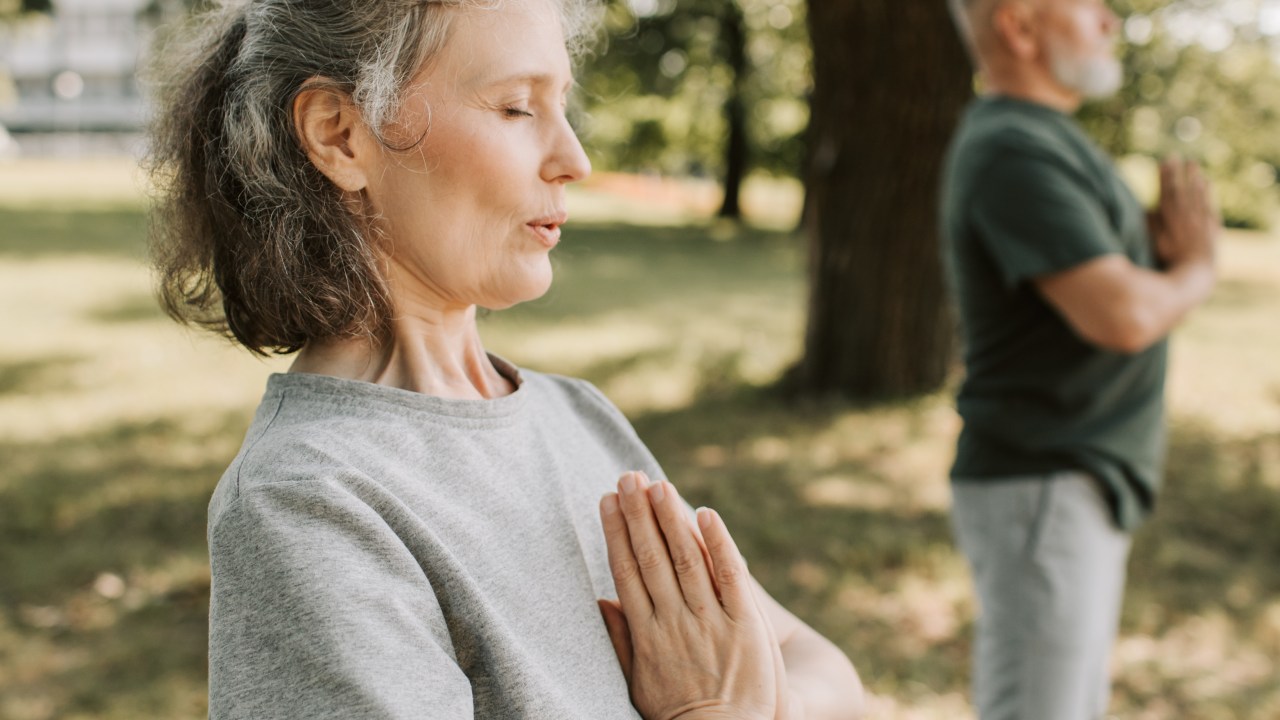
top-left (793, 0), bottom-right (972, 400)
top-left (717, 0), bottom-right (748, 219)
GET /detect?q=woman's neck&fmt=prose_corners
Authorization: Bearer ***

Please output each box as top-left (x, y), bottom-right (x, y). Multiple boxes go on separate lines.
top-left (288, 305), bottom-right (516, 399)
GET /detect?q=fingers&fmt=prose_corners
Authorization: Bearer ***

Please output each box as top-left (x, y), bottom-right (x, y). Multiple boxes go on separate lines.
top-left (1185, 160), bottom-right (1204, 206)
top-left (1162, 156), bottom-right (1210, 205)
top-left (689, 511), bottom-right (721, 600)
top-left (601, 491), bottom-right (654, 618)
top-left (696, 507), bottom-right (755, 621)
top-left (1158, 157), bottom-right (1217, 244)
top-left (1159, 156), bottom-right (1176, 199)
top-left (616, 472), bottom-right (684, 616)
top-left (1163, 156), bottom-right (1190, 205)
top-left (597, 598), bottom-right (634, 683)
top-left (647, 480), bottom-right (719, 614)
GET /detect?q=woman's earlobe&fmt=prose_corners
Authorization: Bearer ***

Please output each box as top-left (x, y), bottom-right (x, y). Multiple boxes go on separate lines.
top-left (294, 84), bottom-right (370, 192)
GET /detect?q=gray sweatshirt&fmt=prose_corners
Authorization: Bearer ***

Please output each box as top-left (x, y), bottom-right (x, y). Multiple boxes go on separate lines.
top-left (207, 358), bottom-right (658, 719)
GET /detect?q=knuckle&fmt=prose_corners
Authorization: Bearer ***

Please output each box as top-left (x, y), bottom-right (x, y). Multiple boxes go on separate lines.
top-left (601, 521), bottom-right (626, 544)
top-left (715, 558), bottom-right (745, 587)
top-left (620, 500), bottom-right (650, 523)
top-left (670, 549), bottom-right (703, 577)
top-left (611, 558), bottom-right (642, 586)
top-left (633, 546), bottom-right (666, 572)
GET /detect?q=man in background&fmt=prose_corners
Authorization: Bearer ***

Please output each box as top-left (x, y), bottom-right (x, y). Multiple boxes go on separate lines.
top-left (940, 0), bottom-right (1219, 718)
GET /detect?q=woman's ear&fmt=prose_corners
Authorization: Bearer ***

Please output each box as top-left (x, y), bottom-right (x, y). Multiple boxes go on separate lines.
top-left (293, 82), bottom-right (373, 193)
top-left (992, 1), bottom-right (1039, 61)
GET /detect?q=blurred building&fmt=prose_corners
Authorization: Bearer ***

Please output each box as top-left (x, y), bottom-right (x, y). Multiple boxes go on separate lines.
top-left (0, 0), bottom-right (158, 156)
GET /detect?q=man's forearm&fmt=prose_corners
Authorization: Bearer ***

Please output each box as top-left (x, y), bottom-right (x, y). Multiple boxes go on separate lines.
top-left (1038, 253), bottom-right (1216, 355)
top-left (1125, 257), bottom-right (1215, 351)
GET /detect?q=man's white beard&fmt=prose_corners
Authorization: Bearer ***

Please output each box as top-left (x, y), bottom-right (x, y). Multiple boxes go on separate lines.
top-left (1047, 42), bottom-right (1123, 99)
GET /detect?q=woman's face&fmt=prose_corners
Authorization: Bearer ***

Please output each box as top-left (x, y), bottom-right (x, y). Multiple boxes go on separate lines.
top-left (364, 0), bottom-right (591, 314)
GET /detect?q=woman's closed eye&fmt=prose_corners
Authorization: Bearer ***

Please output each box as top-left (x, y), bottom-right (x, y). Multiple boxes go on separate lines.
top-left (503, 106), bottom-right (534, 119)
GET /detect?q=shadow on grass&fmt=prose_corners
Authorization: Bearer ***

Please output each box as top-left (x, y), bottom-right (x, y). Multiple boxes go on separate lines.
top-left (0, 205), bottom-right (148, 260)
top-left (1110, 423), bottom-right (1280, 718)
top-left (0, 355), bottom-right (84, 396)
top-left (0, 414), bottom-right (246, 719)
top-left (1128, 423), bottom-right (1280, 624)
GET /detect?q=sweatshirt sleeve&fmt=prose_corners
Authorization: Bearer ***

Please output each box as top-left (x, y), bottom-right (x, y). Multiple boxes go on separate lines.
top-left (207, 476), bottom-right (474, 720)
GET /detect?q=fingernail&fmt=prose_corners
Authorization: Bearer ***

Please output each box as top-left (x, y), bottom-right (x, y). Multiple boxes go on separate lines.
top-left (697, 507), bottom-right (712, 530)
top-left (619, 473), bottom-right (637, 494)
top-left (649, 481), bottom-right (665, 502)
top-left (601, 493), bottom-right (619, 515)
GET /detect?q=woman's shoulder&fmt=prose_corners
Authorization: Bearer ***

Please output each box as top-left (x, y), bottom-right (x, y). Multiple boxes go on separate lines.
top-left (517, 368), bottom-right (665, 476)
top-left (518, 369), bottom-right (631, 427)
top-left (209, 377), bottom-right (408, 518)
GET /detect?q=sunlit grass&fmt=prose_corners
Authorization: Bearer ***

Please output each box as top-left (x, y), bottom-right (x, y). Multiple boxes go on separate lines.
top-left (1, 158), bottom-right (1278, 719)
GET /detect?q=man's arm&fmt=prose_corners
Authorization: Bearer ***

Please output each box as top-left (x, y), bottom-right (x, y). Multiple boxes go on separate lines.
top-left (1035, 254), bottom-right (1213, 354)
top-left (1034, 158), bottom-right (1218, 354)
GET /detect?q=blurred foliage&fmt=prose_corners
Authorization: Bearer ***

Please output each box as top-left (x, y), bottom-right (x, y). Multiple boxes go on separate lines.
top-left (578, 0), bottom-right (1280, 228)
top-left (578, 0), bottom-right (810, 178)
top-left (6, 0), bottom-right (1270, 227)
top-left (0, 0), bottom-right (51, 18)
top-left (1079, 0), bottom-right (1280, 228)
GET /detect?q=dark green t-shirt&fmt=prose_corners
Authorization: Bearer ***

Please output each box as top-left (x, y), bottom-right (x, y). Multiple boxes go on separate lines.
top-left (940, 95), bottom-right (1167, 530)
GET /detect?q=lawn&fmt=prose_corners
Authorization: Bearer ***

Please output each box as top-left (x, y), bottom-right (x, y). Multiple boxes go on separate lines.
top-left (1, 158), bottom-right (1277, 719)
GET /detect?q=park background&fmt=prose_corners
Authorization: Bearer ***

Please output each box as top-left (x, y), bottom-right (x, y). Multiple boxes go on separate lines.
top-left (1, 0), bottom-right (1278, 717)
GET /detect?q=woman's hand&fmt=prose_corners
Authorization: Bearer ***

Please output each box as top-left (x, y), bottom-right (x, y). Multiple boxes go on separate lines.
top-left (597, 471), bottom-right (795, 720)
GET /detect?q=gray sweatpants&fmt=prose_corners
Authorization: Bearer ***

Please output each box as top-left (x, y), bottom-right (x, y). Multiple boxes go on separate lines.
top-left (951, 471), bottom-right (1131, 720)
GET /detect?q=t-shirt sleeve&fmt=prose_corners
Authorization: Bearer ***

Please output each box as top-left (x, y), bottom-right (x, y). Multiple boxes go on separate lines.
top-left (207, 477), bottom-right (474, 720)
top-left (970, 146), bottom-right (1119, 289)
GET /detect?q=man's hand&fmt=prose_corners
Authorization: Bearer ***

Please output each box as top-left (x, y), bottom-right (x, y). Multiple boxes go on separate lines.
top-left (1036, 157), bottom-right (1220, 354)
top-left (1154, 157), bottom-right (1219, 270)
top-left (597, 471), bottom-right (794, 720)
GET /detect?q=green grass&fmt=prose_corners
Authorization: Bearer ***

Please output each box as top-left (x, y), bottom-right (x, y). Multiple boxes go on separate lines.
top-left (1, 159), bottom-right (1278, 719)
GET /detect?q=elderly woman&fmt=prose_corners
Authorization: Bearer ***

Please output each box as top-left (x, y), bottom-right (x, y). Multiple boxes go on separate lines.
top-left (149, 0), bottom-right (863, 718)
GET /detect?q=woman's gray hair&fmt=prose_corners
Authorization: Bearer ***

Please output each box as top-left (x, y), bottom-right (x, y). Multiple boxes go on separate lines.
top-left (147, 0), bottom-right (598, 355)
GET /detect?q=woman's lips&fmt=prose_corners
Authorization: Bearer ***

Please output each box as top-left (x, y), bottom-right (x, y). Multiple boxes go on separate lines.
top-left (527, 213), bottom-right (566, 247)
top-left (527, 222), bottom-right (561, 247)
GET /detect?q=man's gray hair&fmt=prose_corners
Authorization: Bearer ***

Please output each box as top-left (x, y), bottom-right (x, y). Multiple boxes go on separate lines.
top-left (146, 0), bottom-right (599, 355)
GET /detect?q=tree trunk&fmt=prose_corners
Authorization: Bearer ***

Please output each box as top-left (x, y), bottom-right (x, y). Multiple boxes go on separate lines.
top-left (793, 0), bottom-right (971, 400)
top-left (717, 0), bottom-right (748, 219)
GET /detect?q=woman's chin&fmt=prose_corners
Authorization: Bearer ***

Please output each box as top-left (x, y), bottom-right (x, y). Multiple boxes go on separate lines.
top-left (482, 273), bottom-right (553, 311)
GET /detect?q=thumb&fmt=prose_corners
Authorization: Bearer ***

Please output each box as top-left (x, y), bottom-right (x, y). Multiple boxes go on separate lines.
top-left (597, 598), bottom-right (634, 683)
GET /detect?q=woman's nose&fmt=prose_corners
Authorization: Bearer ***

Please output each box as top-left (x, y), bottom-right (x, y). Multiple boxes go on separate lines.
top-left (543, 115), bottom-right (592, 184)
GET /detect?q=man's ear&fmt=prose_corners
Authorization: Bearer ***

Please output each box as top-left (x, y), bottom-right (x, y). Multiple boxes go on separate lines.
top-left (992, 0), bottom-right (1039, 61)
top-left (293, 81), bottom-right (373, 193)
